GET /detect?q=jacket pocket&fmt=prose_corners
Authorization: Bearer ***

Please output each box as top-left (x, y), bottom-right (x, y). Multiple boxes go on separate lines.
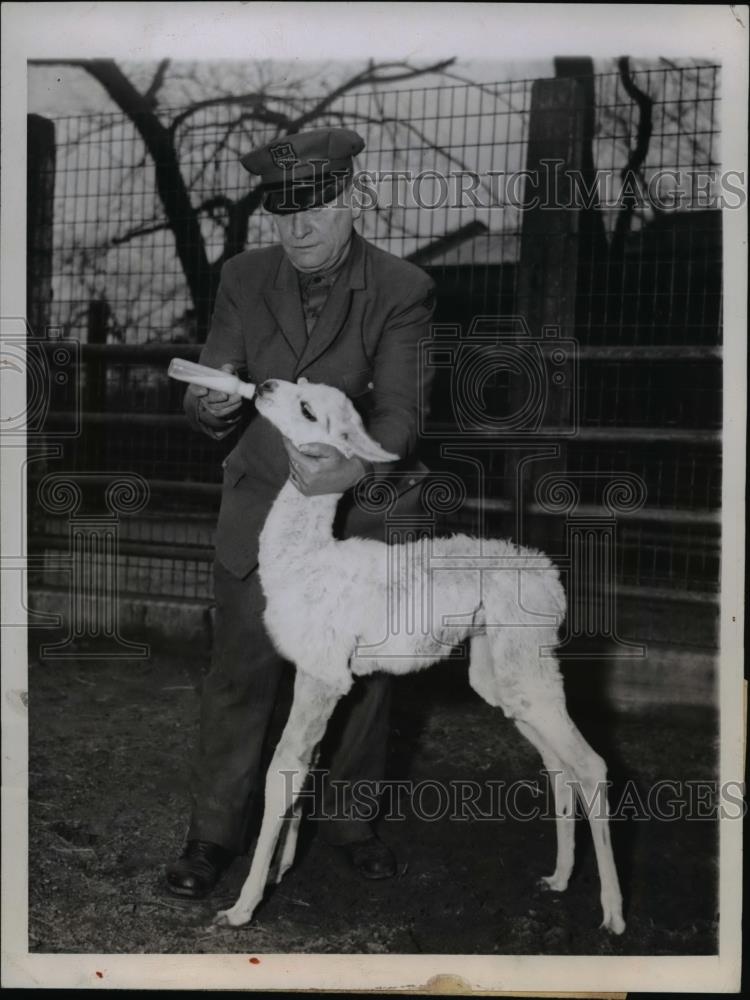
top-left (342, 367), bottom-right (375, 398)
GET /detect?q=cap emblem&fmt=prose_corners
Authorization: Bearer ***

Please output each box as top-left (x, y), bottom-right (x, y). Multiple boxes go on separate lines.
top-left (269, 142), bottom-right (299, 169)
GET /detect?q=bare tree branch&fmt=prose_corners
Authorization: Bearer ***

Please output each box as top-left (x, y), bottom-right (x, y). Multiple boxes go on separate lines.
top-left (218, 186), bottom-right (265, 267)
top-left (168, 92), bottom-right (292, 134)
top-left (430, 68), bottom-right (529, 114)
top-left (144, 58), bottom-right (170, 107)
top-left (290, 58), bottom-right (456, 132)
top-left (110, 219), bottom-right (171, 246)
top-left (617, 57), bottom-right (654, 179)
top-left (611, 56), bottom-right (655, 257)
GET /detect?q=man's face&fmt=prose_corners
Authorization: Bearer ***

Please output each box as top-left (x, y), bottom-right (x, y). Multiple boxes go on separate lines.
top-left (274, 198), bottom-right (355, 273)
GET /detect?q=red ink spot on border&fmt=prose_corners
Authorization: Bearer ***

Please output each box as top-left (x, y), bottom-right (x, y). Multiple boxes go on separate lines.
top-left (248, 957), bottom-right (261, 965)
top-left (95, 971), bottom-right (104, 979)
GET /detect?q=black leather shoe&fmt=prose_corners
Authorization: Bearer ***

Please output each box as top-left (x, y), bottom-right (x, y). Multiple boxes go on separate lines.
top-left (341, 835), bottom-right (397, 880)
top-left (165, 840), bottom-right (233, 898)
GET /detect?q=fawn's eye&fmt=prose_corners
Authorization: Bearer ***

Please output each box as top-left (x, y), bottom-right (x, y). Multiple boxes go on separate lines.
top-left (300, 401), bottom-right (317, 422)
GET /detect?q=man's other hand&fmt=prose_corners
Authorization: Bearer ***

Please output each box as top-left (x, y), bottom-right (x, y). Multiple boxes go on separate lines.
top-left (189, 363), bottom-right (243, 425)
top-left (283, 439), bottom-right (366, 496)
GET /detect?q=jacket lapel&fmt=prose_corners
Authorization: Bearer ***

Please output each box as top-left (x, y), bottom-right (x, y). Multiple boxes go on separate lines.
top-left (295, 233), bottom-right (367, 377)
top-left (263, 251), bottom-right (308, 360)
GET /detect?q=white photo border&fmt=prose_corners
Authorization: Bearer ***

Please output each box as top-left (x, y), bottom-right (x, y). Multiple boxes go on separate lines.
top-left (2, 2), bottom-right (746, 992)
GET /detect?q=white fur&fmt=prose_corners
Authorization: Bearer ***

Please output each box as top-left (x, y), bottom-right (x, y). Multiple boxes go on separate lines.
top-left (215, 379), bottom-right (626, 935)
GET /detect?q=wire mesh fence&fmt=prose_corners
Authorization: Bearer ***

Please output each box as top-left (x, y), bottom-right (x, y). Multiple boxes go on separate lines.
top-left (46, 76), bottom-right (537, 343)
top-left (27, 59), bottom-right (723, 614)
top-left (43, 66), bottom-right (723, 344)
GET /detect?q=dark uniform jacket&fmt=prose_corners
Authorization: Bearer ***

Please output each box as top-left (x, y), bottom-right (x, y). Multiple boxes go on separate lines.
top-left (185, 231), bottom-right (436, 578)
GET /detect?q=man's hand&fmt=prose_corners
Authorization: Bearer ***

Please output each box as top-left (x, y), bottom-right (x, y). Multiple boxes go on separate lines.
top-left (188, 363), bottom-right (243, 427)
top-left (283, 439), bottom-right (366, 496)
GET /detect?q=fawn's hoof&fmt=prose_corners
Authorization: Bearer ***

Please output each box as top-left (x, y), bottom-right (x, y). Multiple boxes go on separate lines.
top-left (538, 873), bottom-right (569, 893)
top-left (214, 907), bottom-right (252, 928)
top-left (601, 910), bottom-right (626, 935)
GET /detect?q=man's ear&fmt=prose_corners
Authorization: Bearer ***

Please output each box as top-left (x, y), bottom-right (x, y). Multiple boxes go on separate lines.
top-left (341, 178), bottom-right (362, 221)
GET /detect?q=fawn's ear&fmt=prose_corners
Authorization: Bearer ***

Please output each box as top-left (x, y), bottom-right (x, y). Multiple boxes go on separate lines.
top-left (297, 376), bottom-right (309, 385)
top-left (340, 416), bottom-right (400, 463)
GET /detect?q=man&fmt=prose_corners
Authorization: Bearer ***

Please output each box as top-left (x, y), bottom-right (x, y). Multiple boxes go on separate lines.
top-left (166, 127), bottom-right (435, 898)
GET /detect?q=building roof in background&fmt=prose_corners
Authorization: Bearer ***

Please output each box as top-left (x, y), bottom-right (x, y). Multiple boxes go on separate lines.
top-left (408, 208), bottom-right (722, 268)
top-left (408, 221), bottom-right (521, 267)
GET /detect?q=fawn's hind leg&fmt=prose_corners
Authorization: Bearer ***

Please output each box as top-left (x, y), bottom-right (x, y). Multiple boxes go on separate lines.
top-left (515, 720), bottom-right (576, 893)
top-left (519, 700), bottom-right (625, 935)
top-left (470, 635), bottom-right (574, 892)
top-left (469, 631), bottom-right (624, 934)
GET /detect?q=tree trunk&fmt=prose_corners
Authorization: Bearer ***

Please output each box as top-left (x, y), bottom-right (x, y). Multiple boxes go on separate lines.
top-left (80, 61), bottom-right (215, 331)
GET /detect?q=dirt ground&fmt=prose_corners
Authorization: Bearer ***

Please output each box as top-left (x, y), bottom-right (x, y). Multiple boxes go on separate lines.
top-left (26, 634), bottom-right (718, 956)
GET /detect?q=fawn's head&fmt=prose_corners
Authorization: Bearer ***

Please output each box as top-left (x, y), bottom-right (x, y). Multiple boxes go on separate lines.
top-left (254, 378), bottom-right (399, 462)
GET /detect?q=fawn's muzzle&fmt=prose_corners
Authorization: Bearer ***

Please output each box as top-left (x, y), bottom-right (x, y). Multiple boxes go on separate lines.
top-left (255, 380), bottom-right (278, 398)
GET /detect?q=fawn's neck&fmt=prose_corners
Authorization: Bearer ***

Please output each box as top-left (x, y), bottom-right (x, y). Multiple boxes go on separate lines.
top-left (259, 479), bottom-right (341, 573)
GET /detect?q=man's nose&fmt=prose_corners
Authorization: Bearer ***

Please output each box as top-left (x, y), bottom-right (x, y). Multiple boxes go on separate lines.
top-left (290, 212), bottom-right (311, 239)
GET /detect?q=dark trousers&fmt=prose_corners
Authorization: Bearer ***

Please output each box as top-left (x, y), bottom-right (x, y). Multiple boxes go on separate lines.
top-left (188, 559), bottom-right (391, 855)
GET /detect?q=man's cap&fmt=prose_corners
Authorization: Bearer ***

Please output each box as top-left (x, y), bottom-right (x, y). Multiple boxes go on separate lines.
top-left (240, 127), bottom-right (365, 215)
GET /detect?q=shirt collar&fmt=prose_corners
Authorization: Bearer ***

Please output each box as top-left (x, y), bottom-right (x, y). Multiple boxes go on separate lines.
top-left (273, 231), bottom-right (366, 292)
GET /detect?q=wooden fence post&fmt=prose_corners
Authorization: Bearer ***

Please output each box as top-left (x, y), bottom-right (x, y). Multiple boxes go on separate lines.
top-left (26, 114), bottom-right (58, 511)
top-left (27, 114), bottom-right (56, 339)
top-left (512, 76), bottom-right (587, 558)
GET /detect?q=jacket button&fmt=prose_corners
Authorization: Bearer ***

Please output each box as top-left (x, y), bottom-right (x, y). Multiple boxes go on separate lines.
top-left (367, 381), bottom-right (374, 389)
